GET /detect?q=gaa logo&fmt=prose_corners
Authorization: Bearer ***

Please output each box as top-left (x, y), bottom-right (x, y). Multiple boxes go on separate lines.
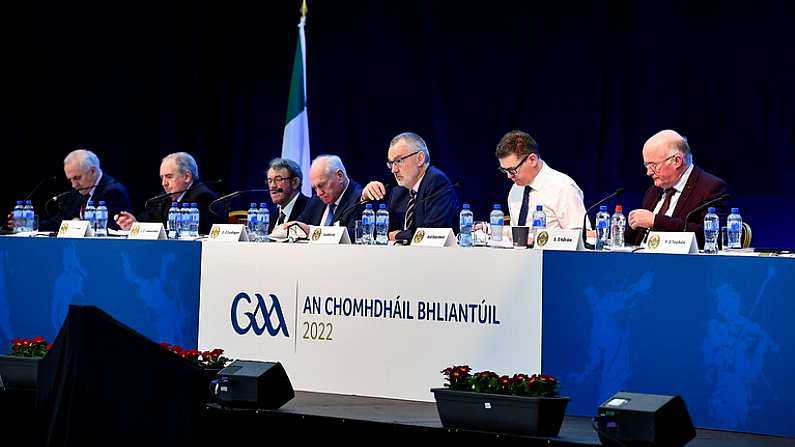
top-left (413, 229), bottom-right (425, 244)
top-left (210, 226), bottom-right (221, 239)
top-left (648, 234), bottom-right (661, 250)
top-left (311, 228), bottom-right (322, 241)
top-left (536, 230), bottom-right (549, 247)
top-left (58, 222), bottom-right (69, 235)
top-left (130, 224), bottom-right (141, 237)
top-left (231, 292), bottom-right (290, 337)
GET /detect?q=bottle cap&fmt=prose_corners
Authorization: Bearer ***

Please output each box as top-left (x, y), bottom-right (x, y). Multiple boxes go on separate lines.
top-left (708, 207), bottom-right (716, 213)
top-left (462, 203), bottom-right (470, 209)
top-left (615, 205), bottom-right (623, 212)
top-left (250, 202), bottom-right (257, 208)
top-left (366, 203), bottom-right (373, 209)
top-left (379, 204), bottom-right (386, 209)
top-left (494, 204), bottom-right (501, 210)
top-left (99, 201), bottom-right (106, 206)
top-left (599, 205), bottom-right (607, 211)
top-left (731, 207), bottom-right (739, 213)
top-left (260, 203), bottom-right (268, 208)
top-left (536, 205), bottom-right (543, 211)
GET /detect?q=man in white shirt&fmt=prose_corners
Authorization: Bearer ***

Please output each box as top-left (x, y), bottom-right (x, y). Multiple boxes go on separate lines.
top-left (266, 157), bottom-right (308, 232)
top-left (495, 130), bottom-right (587, 229)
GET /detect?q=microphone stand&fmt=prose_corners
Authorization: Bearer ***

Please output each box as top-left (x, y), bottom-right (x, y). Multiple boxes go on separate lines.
top-left (582, 188), bottom-right (624, 250)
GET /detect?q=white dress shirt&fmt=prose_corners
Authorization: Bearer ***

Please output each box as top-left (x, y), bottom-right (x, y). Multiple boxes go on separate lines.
top-left (507, 162), bottom-right (587, 230)
top-left (320, 181), bottom-right (349, 226)
top-left (277, 192), bottom-right (301, 224)
top-left (652, 164), bottom-right (694, 217)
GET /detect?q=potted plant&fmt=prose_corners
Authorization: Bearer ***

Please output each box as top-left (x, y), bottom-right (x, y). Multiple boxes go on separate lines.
top-left (431, 365), bottom-right (570, 437)
top-left (0, 336), bottom-right (51, 389)
top-left (159, 342), bottom-right (231, 384)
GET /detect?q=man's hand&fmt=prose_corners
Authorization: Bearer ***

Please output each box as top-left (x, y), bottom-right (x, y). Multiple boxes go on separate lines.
top-left (628, 209), bottom-right (654, 230)
top-left (361, 181), bottom-right (387, 201)
top-left (388, 230), bottom-right (400, 241)
top-left (114, 211), bottom-right (137, 230)
top-left (6, 212), bottom-right (14, 230)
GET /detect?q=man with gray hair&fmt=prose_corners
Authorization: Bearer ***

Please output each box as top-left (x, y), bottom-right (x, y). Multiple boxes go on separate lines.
top-left (290, 155), bottom-right (364, 238)
top-left (266, 157), bottom-right (309, 232)
top-left (115, 152), bottom-right (219, 234)
top-left (625, 129), bottom-right (729, 248)
top-left (35, 149), bottom-right (131, 231)
top-left (362, 132), bottom-right (459, 242)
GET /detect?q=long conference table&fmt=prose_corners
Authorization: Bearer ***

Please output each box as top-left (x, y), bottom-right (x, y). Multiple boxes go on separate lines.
top-left (1, 236), bottom-right (793, 438)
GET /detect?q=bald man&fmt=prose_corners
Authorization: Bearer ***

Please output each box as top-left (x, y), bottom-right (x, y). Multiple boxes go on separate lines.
top-left (625, 130), bottom-right (729, 248)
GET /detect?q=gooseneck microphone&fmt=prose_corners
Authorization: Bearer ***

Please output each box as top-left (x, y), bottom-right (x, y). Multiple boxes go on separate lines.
top-left (44, 180), bottom-right (121, 217)
top-left (143, 179), bottom-right (224, 209)
top-left (208, 188), bottom-right (281, 218)
top-left (24, 175), bottom-right (58, 201)
top-left (333, 182), bottom-right (394, 225)
top-left (582, 187), bottom-right (624, 250)
top-left (682, 193), bottom-right (730, 232)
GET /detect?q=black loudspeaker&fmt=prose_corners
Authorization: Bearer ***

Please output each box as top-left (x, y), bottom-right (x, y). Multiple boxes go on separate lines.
top-left (595, 391), bottom-right (696, 447)
top-left (216, 360), bottom-right (294, 409)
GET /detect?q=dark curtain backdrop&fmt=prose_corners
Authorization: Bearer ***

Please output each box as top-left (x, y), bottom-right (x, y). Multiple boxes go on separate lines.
top-left (2, 1), bottom-right (793, 247)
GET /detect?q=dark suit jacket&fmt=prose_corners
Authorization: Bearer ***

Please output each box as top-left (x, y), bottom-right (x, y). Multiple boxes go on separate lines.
top-left (268, 193), bottom-right (309, 232)
top-left (388, 166), bottom-right (459, 241)
top-left (40, 173), bottom-right (131, 231)
top-left (625, 166), bottom-right (729, 248)
top-left (298, 179), bottom-right (364, 239)
top-left (136, 183), bottom-right (220, 234)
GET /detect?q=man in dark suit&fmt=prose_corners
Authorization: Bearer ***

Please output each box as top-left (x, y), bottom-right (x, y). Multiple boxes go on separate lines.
top-left (266, 157), bottom-right (309, 233)
top-left (625, 130), bottom-right (729, 248)
top-left (361, 132), bottom-right (459, 242)
top-left (292, 155), bottom-right (364, 239)
top-left (115, 152), bottom-right (220, 234)
top-left (37, 149), bottom-right (132, 231)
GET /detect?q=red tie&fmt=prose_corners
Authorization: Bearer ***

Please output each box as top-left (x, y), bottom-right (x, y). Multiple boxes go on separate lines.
top-left (79, 194), bottom-right (90, 219)
top-left (658, 188), bottom-right (676, 216)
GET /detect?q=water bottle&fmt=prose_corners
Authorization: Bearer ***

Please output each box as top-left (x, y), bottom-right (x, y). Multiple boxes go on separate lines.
top-left (703, 207), bottom-right (719, 254)
top-left (459, 203), bottom-right (473, 247)
top-left (257, 203), bottom-right (270, 242)
top-left (85, 200), bottom-right (96, 234)
top-left (95, 201), bottom-right (108, 237)
top-left (594, 205), bottom-right (611, 251)
top-left (375, 204), bottom-right (389, 245)
top-left (189, 203), bottom-right (200, 237)
top-left (361, 204), bottom-right (375, 245)
top-left (247, 202), bottom-right (259, 241)
top-left (21, 200), bottom-right (35, 232)
top-left (490, 204), bottom-right (504, 243)
top-left (167, 202), bottom-right (180, 239)
top-left (12, 200), bottom-right (23, 233)
top-left (727, 207), bottom-right (742, 249)
top-left (532, 205), bottom-right (546, 230)
top-left (179, 203), bottom-right (191, 238)
top-left (610, 205), bottom-right (626, 248)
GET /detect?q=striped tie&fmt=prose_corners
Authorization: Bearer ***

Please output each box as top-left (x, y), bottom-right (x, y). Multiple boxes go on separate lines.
top-left (404, 190), bottom-right (417, 231)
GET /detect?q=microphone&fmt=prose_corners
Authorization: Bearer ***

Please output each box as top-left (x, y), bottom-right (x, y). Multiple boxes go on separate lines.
top-left (24, 175), bottom-right (57, 201)
top-left (682, 193), bottom-right (730, 232)
top-left (144, 179), bottom-right (223, 209)
top-left (332, 182), bottom-right (394, 226)
top-left (209, 188), bottom-right (280, 218)
top-left (582, 187), bottom-right (624, 249)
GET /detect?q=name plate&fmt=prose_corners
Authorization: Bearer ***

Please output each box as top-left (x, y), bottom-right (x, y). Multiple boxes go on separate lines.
top-left (308, 226), bottom-right (351, 244)
top-left (208, 224), bottom-right (249, 242)
top-left (533, 229), bottom-right (584, 251)
top-left (411, 228), bottom-right (457, 247)
top-left (644, 231), bottom-right (698, 254)
top-left (128, 222), bottom-right (167, 240)
top-left (57, 220), bottom-right (94, 238)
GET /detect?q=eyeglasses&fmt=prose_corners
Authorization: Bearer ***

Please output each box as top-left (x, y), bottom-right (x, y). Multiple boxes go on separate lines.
top-left (643, 154), bottom-right (677, 172)
top-left (267, 176), bottom-right (294, 185)
top-left (386, 151), bottom-right (420, 170)
top-left (497, 154), bottom-right (530, 176)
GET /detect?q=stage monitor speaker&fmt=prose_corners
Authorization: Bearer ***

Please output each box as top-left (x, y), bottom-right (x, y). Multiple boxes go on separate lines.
top-left (595, 391), bottom-right (696, 447)
top-left (216, 360), bottom-right (294, 409)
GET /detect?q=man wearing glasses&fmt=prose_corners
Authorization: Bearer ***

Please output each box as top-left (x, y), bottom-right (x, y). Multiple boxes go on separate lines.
top-left (266, 158), bottom-right (308, 233)
top-left (361, 132), bottom-right (459, 242)
top-left (496, 130), bottom-right (586, 229)
top-left (625, 129), bottom-right (729, 247)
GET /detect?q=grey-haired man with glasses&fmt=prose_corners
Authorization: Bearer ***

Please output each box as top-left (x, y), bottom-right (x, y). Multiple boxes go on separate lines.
top-left (266, 157), bottom-right (309, 232)
top-left (496, 130), bottom-right (587, 229)
top-left (361, 132), bottom-right (459, 242)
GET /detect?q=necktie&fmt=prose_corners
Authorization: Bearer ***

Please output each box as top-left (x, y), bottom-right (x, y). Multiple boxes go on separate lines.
top-left (324, 203), bottom-right (337, 226)
top-left (517, 185), bottom-right (532, 226)
top-left (658, 188), bottom-right (676, 216)
top-left (277, 210), bottom-right (287, 226)
top-left (404, 190), bottom-right (417, 230)
top-left (79, 194), bottom-right (90, 219)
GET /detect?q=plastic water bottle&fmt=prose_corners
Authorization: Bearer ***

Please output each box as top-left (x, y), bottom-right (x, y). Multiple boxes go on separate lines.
top-left (459, 203), bottom-right (473, 247)
top-left (247, 202), bottom-right (259, 241)
top-left (727, 207), bottom-right (742, 249)
top-left (375, 203), bottom-right (389, 245)
top-left (595, 205), bottom-right (611, 251)
top-left (180, 203), bottom-right (191, 238)
top-left (189, 203), bottom-right (200, 237)
top-left (95, 201), bottom-right (108, 237)
top-left (490, 204), bottom-right (504, 243)
top-left (12, 200), bottom-right (23, 233)
top-left (167, 202), bottom-right (180, 239)
top-left (703, 207), bottom-right (719, 254)
top-left (85, 200), bottom-right (96, 234)
top-left (258, 203), bottom-right (270, 242)
top-left (610, 205), bottom-right (626, 248)
top-left (22, 200), bottom-right (35, 232)
top-left (532, 205), bottom-right (546, 230)
top-left (361, 204), bottom-right (375, 245)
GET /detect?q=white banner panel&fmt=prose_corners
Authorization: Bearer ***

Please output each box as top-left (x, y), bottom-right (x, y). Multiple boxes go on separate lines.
top-left (199, 244), bottom-right (542, 401)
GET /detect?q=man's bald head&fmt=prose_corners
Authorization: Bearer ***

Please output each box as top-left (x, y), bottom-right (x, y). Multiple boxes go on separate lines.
top-left (641, 129), bottom-right (692, 190)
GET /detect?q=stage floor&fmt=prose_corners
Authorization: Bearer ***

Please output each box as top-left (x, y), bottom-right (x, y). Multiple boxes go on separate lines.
top-left (207, 391), bottom-right (795, 446)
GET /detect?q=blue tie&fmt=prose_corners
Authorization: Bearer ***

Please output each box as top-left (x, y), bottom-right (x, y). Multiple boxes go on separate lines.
top-left (324, 203), bottom-right (337, 226)
top-left (517, 185), bottom-right (532, 226)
